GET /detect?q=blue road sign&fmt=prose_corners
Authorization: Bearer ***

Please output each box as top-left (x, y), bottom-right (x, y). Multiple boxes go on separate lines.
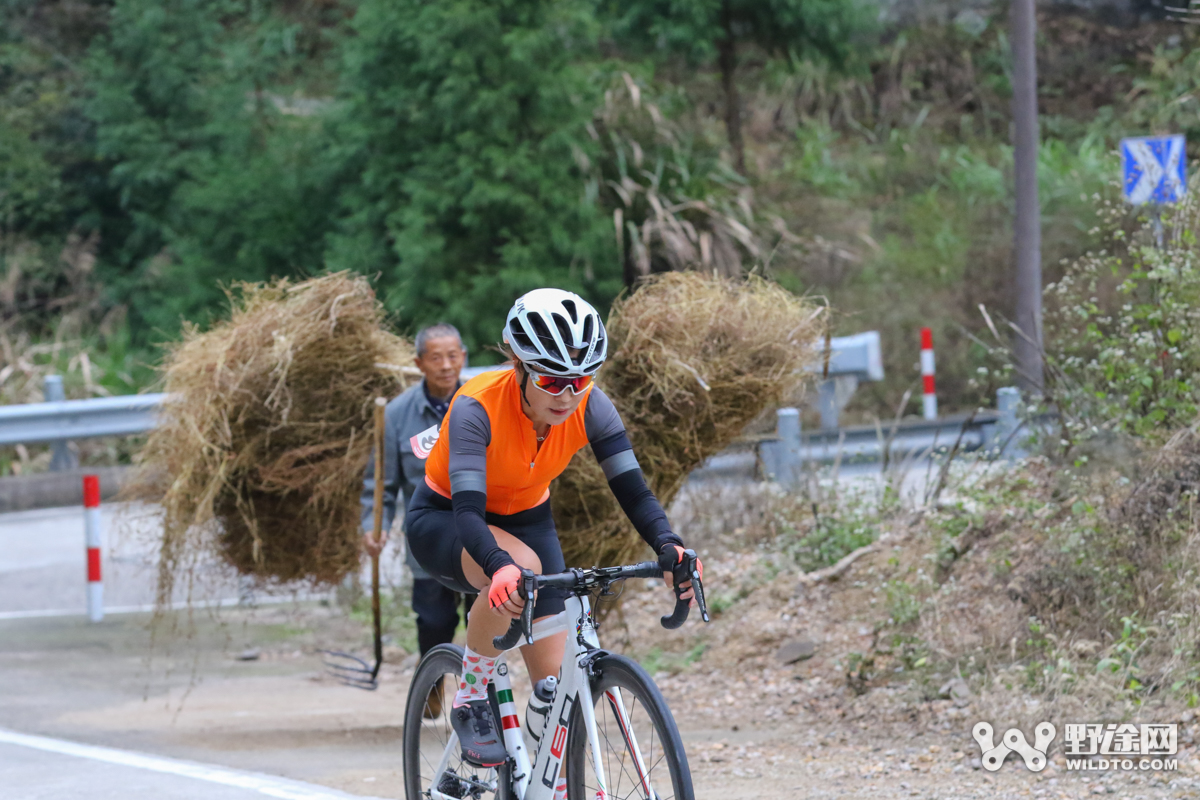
top-left (1122, 135), bottom-right (1187, 205)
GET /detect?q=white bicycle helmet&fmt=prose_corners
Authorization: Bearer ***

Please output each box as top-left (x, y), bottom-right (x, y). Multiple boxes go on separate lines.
top-left (504, 289), bottom-right (607, 376)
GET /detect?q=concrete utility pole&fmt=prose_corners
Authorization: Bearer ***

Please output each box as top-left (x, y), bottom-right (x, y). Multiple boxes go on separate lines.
top-left (1011, 0), bottom-right (1044, 394)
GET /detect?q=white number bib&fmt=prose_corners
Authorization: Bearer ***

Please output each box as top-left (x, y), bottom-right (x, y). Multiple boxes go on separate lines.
top-left (409, 423), bottom-right (441, 460)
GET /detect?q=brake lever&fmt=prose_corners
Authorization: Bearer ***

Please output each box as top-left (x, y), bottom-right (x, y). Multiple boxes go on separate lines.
top-left (688, 552), bottom-right (710, 623)
top-left (520, 569), bottom-right (536, 645)
top-left (659, 548), bottom-right (702, 630)
top-left (491, 568), bottom-right (538, 651)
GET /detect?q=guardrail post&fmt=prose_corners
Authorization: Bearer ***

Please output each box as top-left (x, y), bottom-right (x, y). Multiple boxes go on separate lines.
top-left (776, 407), bottom-right (801, 490)
top-left (43, 376), bottom-right (80, 472)
top-left (995, 387), bottom-right (1025, 460)
top-left (818, 376), bottom-right (859, 431)
top-left (83, 474), bottom-right (104, 622)
top-left (817, 380), bottom-right (836, 430)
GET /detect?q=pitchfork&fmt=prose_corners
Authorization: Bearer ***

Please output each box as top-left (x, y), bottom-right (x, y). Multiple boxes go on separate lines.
top-left (322, 396), bottom-right (387, 690)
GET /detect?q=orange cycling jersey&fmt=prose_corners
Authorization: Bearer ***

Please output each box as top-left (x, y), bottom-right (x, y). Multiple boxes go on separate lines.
top-left (415, 366), bottom-right (679, 579)
top-left (424, 369), bottom-right (592, 515)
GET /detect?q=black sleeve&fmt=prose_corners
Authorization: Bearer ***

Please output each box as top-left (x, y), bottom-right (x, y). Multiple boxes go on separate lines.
top-left (452, 490), bottom-right (515, 578)
top-left (446, 397), bottom-right (515, 578)
top-left (602, 451), bottom-right (684, 554)
top-left (586, 390), bottom-right (684, 554)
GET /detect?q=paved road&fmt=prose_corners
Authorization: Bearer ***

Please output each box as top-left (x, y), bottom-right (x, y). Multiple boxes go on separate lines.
top-left (0, 728), bottom-right (389, 800)
top-left (0, 503), bottom-right (166, 615)
top-left (0, 503), bottom-right (410, 618)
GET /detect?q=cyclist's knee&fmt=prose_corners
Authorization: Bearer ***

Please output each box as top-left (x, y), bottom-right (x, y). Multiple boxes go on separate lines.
top-left (509, 549), bottom-right (542, 574)
top-left (487, 525), bottom-right (542, 574)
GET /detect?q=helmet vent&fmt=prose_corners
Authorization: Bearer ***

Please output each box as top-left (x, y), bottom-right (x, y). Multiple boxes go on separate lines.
top-left (528, 314), bottom-right (563, 360)
top-left (550, 313), bottom-right (574, 346)
top-left (508, 322), bottom-right (535, 353)
top-left (561, 299), bottom-right (578, 323)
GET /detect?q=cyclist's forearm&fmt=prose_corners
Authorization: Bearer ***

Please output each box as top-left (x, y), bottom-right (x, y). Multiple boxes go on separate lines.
top-left (607, 468), bottom-right (684, 553)
top-left (591, 430), bottom-right (684, 553)
top-left (452, 489), bottom-right (516, 578)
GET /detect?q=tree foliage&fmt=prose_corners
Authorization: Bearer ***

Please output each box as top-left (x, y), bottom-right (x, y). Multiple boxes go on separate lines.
top-left (0, 0), bottom-right (888, 355)
top-left (84, 0), bottom-right (346, 335)
top-left (1, 0), bottom-right (113, 325)
top-left (603, 0), bottom-right (874, 172)
top-left (331, 0), bottom-right (618, 356)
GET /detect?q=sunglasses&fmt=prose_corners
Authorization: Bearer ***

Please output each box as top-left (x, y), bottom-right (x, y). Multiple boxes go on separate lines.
top-left (528, 371), bottom-right (594, 396)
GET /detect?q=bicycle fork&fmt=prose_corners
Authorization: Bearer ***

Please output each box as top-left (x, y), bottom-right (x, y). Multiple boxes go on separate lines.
top-left (604, 689), bottom-right (654, 799)
top-left (526, 666), bottom-right (612, 800)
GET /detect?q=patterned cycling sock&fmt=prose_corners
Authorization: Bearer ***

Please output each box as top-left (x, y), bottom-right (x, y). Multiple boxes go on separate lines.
top-left (453, 647), bottom-right (497, 707)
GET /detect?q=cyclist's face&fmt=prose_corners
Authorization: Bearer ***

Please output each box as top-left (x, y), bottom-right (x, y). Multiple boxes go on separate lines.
top-left (415, 336), bottom-right (466, 398)
top-left (520, 363), bottom-right (588, 426)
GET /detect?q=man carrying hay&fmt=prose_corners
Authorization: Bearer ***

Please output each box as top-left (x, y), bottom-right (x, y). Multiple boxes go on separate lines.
top-left (360, 323), bottom-right (469, 695)
top-left (404, 288), bottom-right (703, 768)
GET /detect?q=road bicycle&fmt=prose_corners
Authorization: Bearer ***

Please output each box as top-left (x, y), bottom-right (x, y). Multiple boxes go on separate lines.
top-left (402, 550), bottom-right (708, 800)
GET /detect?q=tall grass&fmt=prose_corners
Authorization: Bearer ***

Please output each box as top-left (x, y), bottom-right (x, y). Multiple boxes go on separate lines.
top-left (1, 232), bottom-right (157, 475)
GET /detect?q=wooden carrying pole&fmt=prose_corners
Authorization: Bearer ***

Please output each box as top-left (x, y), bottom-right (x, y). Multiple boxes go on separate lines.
top-left (370, 397), bottom-right (386, 674)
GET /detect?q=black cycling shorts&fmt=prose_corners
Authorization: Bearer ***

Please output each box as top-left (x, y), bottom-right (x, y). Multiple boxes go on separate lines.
top-left (405, 482), bottom-right (568, 620)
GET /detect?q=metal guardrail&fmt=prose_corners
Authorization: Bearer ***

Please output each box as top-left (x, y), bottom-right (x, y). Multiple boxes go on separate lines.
top-left (693, 386), bottom-right (1031, 486)
top-left (794, 412), bottom-right (997, 461)
top-left (0, 392), bottom-right (166, 447)
top-left (3, 350), bottom-right (1017, 485)
top-left (1, 388), bottom-right (1033, 492)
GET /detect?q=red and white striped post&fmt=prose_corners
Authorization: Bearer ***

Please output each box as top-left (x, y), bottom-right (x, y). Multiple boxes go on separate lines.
top-left (920, 327), bottom-right (938, 420)
top-left (83, 474), bottom-right (104, 622)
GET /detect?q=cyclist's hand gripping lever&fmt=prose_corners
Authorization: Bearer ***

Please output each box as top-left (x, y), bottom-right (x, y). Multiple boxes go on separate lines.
top-left (659, 548), bottom-right (709, 629)
top-left (492, 568), bottom-right (537, 650)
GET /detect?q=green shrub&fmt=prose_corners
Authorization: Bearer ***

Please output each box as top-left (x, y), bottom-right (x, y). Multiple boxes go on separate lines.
top-left (1047, 176), bottom-right (1200, 442)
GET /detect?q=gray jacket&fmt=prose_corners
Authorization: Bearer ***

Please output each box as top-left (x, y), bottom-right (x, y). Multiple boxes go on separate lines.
top-left (361, 378), bottom-right (458, 578)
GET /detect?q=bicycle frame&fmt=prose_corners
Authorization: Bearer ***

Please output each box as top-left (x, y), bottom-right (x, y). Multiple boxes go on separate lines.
top-left (425, 593), bottom-right (634, 800)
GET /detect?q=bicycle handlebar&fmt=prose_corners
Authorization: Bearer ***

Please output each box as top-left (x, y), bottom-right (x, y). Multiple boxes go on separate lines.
top-left (490, 569), bottom-right (537, 651)
top-left (659, 549), bottom-right (709, 630)
top-left (491, 551), bottom-right (709, 651)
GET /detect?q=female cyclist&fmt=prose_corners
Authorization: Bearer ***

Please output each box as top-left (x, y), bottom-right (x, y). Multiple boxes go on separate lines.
top-left (405, 288), bottom-right (702, 767)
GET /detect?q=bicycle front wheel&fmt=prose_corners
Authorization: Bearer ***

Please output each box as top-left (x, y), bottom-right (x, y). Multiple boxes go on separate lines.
top-left (402, 643), bottom-right (511, 800)
top-left (564, 654), bottom-right (693, 800)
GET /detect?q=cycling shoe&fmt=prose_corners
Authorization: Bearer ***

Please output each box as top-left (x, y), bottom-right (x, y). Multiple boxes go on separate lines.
top-left (451, 699), bottom-right (507, 767)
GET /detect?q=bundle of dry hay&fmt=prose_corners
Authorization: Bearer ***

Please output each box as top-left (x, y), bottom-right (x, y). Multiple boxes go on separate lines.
top-left (552, 271), bottom-right (824, 568)
top-left (131, 273), bottom-right (413, 603)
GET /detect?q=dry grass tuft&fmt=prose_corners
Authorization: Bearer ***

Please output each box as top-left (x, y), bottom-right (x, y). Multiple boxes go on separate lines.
top-left (898, 438), bottom-right (1200, 724)
top-left (552, 271), bottom-right (824, 568)
top-left (129, 273), bottom-right (413, 603)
